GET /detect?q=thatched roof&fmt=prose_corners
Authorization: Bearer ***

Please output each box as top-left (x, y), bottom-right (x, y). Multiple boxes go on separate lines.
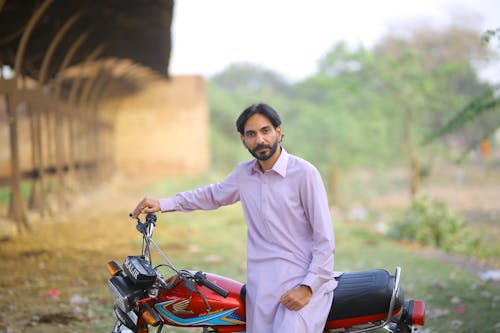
top-left (0, 0), bottom-right (174, 81)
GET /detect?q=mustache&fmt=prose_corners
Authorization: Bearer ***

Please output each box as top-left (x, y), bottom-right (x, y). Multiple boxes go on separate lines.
top-left (253, 144), bottom-right (272, 151)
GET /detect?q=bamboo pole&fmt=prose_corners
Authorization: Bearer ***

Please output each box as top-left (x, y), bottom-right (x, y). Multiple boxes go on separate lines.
top-left (67, 47), bottom-right (104, 190)
top-left (8, 0), bottom-right (54, 231)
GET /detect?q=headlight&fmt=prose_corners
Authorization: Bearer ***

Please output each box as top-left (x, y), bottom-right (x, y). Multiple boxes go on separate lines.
top-left (108, 275), bottom-right (145, 313)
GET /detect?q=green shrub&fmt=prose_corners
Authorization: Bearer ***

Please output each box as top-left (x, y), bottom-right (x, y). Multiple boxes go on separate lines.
top-left (389, 195), bottom-right (482, 255)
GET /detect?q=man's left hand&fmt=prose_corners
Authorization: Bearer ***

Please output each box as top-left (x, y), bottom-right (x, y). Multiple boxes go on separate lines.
top-left (279, 285), bottom-right (312, 311)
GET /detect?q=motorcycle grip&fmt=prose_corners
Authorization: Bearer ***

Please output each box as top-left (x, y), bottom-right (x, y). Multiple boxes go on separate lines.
top-left (194, 271), bottom-right (229, 298)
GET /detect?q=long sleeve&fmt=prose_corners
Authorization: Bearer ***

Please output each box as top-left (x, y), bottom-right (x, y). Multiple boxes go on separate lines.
top-left (159, 168), bottom-right (240, 212)
top-left (299, 166), bottom-right (335, 294)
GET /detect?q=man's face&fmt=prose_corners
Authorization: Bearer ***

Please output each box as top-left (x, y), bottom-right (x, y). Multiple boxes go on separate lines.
top-left (241, 113), bottom-right (282, 161)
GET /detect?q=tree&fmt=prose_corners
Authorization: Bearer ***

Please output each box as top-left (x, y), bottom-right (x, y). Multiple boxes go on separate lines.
top-left (371, 24), bottom-right (492, 196)
top-left (423, 28), bottom-right (500, 162)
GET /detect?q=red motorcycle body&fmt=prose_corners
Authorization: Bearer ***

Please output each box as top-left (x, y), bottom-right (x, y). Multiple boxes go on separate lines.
top-left (143, 273), bottom-right (246, 333)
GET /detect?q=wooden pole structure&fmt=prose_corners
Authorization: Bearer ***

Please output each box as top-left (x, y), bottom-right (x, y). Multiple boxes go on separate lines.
top-left (44, 14), bottom-right (81, 212)
top-left (77, 62), bottom-right (104, 187)
top-left (66, 46), bottom-right (104, 189)
top-left (8, 0), bottom-right (53, 232)
top-left (86, 67), bottom-right (111, 184)
top-left (29, 12), bottom-right (80, 214)
top-left (51, 33), bottom-right (88, 195)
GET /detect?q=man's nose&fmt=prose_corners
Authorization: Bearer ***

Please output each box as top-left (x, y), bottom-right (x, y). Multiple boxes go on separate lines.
top-left (256, 133), bottom-right (266, 144)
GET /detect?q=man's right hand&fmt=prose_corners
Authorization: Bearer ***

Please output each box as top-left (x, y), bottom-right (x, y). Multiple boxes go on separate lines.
top-left (130, 196), bottom-right (160, 219)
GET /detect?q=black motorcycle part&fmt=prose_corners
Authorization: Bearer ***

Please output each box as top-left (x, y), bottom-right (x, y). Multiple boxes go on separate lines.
top-left (194, 271), bottom-right (229, 298)
top-left (328, 269), bottom-right (404, 320)
top-left (123, 255), bottom-right (157, 288)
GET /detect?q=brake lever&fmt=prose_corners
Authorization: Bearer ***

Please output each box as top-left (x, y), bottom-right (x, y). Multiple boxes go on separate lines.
top-left (136, 222), bottom-right (146, 234)
top-left (180, 274), bottom-right (211, 312)
top-left (129, 213), bottom-right (144, 232)
top-left (183, 278), bottom-right (196, 292)
top-left (129, 213), bottom-right (156, 235)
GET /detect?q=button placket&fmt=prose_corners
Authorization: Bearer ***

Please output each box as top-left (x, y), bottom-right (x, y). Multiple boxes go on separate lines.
top-left (259, 172), bottom-right (275, 240)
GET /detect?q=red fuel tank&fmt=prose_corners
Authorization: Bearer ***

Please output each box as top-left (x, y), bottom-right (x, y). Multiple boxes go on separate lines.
top-left (152, 272), bottom-right (246, 330)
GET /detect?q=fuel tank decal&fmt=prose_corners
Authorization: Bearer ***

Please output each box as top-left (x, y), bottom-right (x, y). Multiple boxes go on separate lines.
top-left (172, 297), bottom-right (194, 314)
top-left (155, 299), bottom-right (246, 326)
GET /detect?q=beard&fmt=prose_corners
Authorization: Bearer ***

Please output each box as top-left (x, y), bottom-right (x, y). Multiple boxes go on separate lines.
top-left (248, 139), bottom-right (279, 161)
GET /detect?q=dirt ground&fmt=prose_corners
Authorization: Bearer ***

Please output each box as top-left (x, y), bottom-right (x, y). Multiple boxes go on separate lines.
top-left (0, 160), bottom-right (499, 333)
top-left (0, 176), bottom-right (152, 333)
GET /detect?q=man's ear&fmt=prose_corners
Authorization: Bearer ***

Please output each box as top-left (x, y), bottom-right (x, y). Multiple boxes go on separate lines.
top-left (276, 126), bottom-right (283, 142)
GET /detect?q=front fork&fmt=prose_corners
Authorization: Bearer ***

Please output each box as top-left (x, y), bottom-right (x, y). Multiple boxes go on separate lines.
top-left (111, 319), bottom-right (134, 333)
top-left (111, 321), bottom-right (126, 333)
top-left (110, 321), bottom-right (140, 333)
top-left (111, 320), bottom-right (168, 333)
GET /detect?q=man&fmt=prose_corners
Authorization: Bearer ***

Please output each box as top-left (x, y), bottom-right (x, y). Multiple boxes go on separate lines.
top-left (131, 103), bottom-right (336, 333)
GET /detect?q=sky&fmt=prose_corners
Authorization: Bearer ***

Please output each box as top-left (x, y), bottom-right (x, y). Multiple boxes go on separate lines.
top-left (168, 0), bottom-right (499, 82)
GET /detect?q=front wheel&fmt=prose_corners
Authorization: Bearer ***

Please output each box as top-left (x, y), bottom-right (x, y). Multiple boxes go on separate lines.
top-left (111, 321), bottom-right (135, 333)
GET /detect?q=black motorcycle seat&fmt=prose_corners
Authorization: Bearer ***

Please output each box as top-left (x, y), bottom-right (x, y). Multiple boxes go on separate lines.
top-left (328, 269), bottom-right (403, 320)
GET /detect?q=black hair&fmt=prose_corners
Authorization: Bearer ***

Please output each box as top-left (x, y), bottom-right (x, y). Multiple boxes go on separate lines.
top-left (236, 103), bottom-right (282, 135)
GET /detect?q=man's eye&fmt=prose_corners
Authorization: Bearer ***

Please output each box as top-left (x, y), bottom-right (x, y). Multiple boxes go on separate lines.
top-left (246, 132), bottom-right (255, 138)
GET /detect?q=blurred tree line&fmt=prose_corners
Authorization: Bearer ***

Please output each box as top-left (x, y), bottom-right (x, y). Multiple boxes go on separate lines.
top-left (207, 24), bottom-right (500, 201)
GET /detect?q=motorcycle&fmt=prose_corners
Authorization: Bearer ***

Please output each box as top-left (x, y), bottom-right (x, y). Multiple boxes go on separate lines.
top-left (106, 213), bottom-right (425, 333)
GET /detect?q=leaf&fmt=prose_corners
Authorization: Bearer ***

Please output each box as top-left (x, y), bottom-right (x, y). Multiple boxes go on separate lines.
top-left (422, 84), bottom-right (500, 145)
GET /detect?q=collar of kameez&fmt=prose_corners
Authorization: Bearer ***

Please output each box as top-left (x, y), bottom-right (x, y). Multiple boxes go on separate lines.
top-left (250, 147), bottom-right (288, 178)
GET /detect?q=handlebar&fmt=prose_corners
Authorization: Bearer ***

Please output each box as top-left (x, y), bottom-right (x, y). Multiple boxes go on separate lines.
top-left (131, 213), bottom-right (157, 236)
top-left (129, 213), bottom-right (229, 298)
top-left (194, 271), bottom-right (229, 298)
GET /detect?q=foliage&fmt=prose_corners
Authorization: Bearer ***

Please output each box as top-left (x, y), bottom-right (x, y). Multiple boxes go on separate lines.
top-left (207, 25), bottom-right (496, 173)
top-left (481, 27), bottom-right (500, 44)
top-left (371, 26), bottom-right (490, 162)
top-left (422, 84), bottom-right (500, 162)
top-left (211, 62), bottom-right (293, 96)
top-left (389, 195), bottom-right (482, 256)
top-left (422, 27), bottom-right (500, 162)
